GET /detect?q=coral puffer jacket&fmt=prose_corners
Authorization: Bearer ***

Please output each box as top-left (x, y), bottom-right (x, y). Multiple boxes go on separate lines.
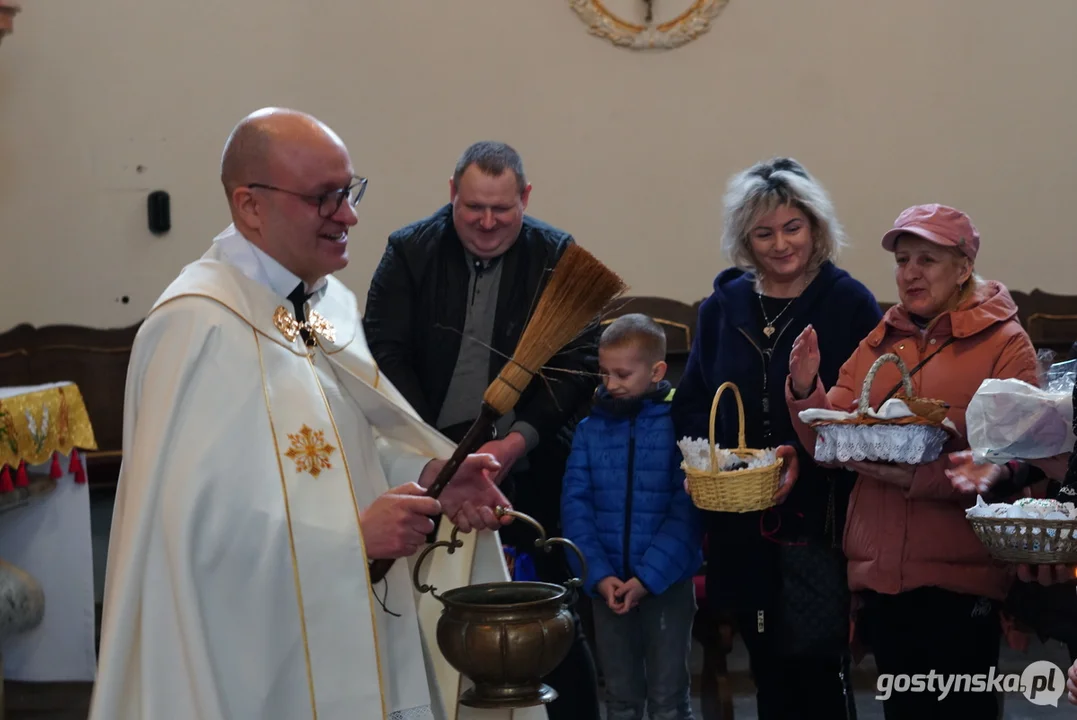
top-left (788, 281), bottom-right (1039, 601)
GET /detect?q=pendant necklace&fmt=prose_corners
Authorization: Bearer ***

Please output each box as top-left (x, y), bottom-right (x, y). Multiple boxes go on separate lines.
top-left (758, 295), bottom-right (795, 338)
top-left (758, 274), bottom-right (811, 338)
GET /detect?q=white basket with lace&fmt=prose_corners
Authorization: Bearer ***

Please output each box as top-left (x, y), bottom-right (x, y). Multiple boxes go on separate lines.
top-left (797, 353), bottom-right (957, 465)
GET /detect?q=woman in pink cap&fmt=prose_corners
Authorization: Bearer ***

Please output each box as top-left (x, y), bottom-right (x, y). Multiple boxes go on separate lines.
top-left (785, 203), bottom-right (1040, 718)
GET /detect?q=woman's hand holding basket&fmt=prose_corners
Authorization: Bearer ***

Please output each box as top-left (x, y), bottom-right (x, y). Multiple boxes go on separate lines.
top-left (1017, 563), bottom-right (1077, 586)
top-left (683, 443), bottom-right (800, 506)
top-left (772, 445), bottom-right (801, 504)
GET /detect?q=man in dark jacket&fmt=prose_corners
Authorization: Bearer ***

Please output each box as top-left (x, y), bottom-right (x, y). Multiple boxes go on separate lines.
top-left (363, 141), bottom-right (601, 719)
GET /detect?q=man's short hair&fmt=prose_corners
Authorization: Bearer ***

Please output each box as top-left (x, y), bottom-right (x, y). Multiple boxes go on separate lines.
top-left (453, 141), bottom-right (527, 194)
top-left (599, 313), bottom-right (667, 363)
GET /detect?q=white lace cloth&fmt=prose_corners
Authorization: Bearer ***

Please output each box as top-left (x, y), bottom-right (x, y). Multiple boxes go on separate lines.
top-left (388, 704), bottom-right (434, 720)
top-left (812, 424), bottom-right (949, 464)
top-left (799, 398), bottom-right (955, 464)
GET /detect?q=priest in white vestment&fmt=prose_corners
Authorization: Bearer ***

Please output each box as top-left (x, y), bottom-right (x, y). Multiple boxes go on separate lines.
top-left (89, 108), bottom-right (549, 720)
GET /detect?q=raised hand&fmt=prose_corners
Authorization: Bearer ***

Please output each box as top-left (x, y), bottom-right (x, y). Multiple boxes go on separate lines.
top-left (944, 450), bottom-right (1005, 494)
top-left (789, 325), bottom-right (821, 399)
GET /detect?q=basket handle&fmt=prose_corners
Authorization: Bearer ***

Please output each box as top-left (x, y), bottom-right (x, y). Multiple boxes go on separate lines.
top-left (859, 353), bottom-right (913, 415)
top-left (708, 382), bottom-right (747, 471)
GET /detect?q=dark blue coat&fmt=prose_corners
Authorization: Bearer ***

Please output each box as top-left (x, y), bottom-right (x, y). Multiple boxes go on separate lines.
top-left (670, 261), bottom-right (881, 610)
top-left (561, 384), bottom-right (703, 597)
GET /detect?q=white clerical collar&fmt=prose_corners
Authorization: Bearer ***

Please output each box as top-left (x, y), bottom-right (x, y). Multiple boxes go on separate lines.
top-left (211, 224), bottom-right (329, 301)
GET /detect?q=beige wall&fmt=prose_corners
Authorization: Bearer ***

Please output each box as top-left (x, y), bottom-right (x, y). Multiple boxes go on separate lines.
top-left (1, 0), bottom-right (1075, 331)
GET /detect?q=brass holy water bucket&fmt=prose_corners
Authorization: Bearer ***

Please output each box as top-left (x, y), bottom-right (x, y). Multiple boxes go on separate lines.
top-left (413, 506), bottom-right (588, 709)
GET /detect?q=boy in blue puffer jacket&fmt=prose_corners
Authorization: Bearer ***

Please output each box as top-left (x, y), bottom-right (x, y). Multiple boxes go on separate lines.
top-left (561, 313), bottom-right (702, 720)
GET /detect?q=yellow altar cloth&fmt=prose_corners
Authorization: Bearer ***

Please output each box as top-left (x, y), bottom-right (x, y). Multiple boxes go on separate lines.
top-left (0, 382), bottom-right (97, 472)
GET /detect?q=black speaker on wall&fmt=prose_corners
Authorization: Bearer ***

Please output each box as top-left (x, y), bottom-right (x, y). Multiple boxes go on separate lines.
top-left (148, 190), bottom-right (171, 235)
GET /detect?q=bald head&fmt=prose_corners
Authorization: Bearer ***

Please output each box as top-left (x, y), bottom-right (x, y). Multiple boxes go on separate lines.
top-left (220, 107), bottom-right (347, 197)
top-left (219, 107), bottom-right (359, 286)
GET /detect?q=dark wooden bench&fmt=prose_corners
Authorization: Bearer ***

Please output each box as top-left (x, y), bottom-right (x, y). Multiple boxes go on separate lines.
top-left (0, 321), bottom-right (142, 490)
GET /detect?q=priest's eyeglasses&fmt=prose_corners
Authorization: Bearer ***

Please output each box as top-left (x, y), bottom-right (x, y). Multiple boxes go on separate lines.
top-left (247, 176), bottom-right (368, 218)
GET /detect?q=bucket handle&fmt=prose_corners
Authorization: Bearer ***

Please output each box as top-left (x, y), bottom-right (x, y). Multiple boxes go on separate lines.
top-left (412, 524), bottom-right (467, 602)
top-left (410, 506), bottom-right (589, 599)
top-left (497, 506), bottom-right (589, 590)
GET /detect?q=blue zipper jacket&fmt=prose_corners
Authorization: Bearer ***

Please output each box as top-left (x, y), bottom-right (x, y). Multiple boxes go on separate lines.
top-left (561, 382), bottom-right (703, 597)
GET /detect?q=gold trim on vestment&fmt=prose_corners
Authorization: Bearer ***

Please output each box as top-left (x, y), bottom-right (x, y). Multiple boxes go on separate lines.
top-left (272, 307), bottom-right (337, 347)
top-left (306, 310), bottom-right (336, 344)
top-left (148, 293), bottom-right (356, 357)
top-left (305, 353), bottom-right (390, 718)
top-left (274, 307), bottom-right (302, 343)
top-left (255, 330), bottom-right (319, 719)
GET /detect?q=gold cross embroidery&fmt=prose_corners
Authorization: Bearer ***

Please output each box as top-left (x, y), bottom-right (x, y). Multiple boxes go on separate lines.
top-left (284, 424), bottom-right (336, 478)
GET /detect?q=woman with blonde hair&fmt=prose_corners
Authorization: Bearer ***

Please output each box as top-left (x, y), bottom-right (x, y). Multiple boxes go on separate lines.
top-left (787, 204), bottom-right (1040, 718)
top-left (672, 157), bottom-right (880, 718)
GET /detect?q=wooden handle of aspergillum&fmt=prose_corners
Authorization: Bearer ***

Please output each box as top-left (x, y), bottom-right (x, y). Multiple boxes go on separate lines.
top-left (368, 405), bottom-right (502, 585)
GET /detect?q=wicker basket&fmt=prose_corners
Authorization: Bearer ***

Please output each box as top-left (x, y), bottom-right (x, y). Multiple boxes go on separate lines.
top-left (805, 353), bottom-right (951, 465)
top-left (968, 516), bottom-right (1077, 564)
top-left (682, 381), bottom-right (783, 513)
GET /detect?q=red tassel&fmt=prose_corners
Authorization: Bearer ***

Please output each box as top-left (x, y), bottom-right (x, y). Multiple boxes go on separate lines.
top-left (15, 460), bottom-right (28, 488)
top-left (70, 450), bottom-right (86, 484)
top-left (0, 466), bottom-right (13, 493)
top-left (50, 451), bottom-right (63, 479)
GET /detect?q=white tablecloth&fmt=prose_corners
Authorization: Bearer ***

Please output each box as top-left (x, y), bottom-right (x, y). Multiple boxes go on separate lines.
top-left (0, 383), bottom-right (97, 682)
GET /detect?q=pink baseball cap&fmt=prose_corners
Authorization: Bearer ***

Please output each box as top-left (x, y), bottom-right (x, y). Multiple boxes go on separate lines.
top-left (880, 203), bottom-right (980, 261)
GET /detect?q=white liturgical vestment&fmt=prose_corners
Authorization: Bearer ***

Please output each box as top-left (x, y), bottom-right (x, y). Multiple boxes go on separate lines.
top-left (89, 225), bottom-right (548, 720)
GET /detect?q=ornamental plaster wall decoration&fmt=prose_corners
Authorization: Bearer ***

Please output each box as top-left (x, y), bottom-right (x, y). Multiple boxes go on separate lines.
top-left (569, 0), bottom-right (729, 51)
